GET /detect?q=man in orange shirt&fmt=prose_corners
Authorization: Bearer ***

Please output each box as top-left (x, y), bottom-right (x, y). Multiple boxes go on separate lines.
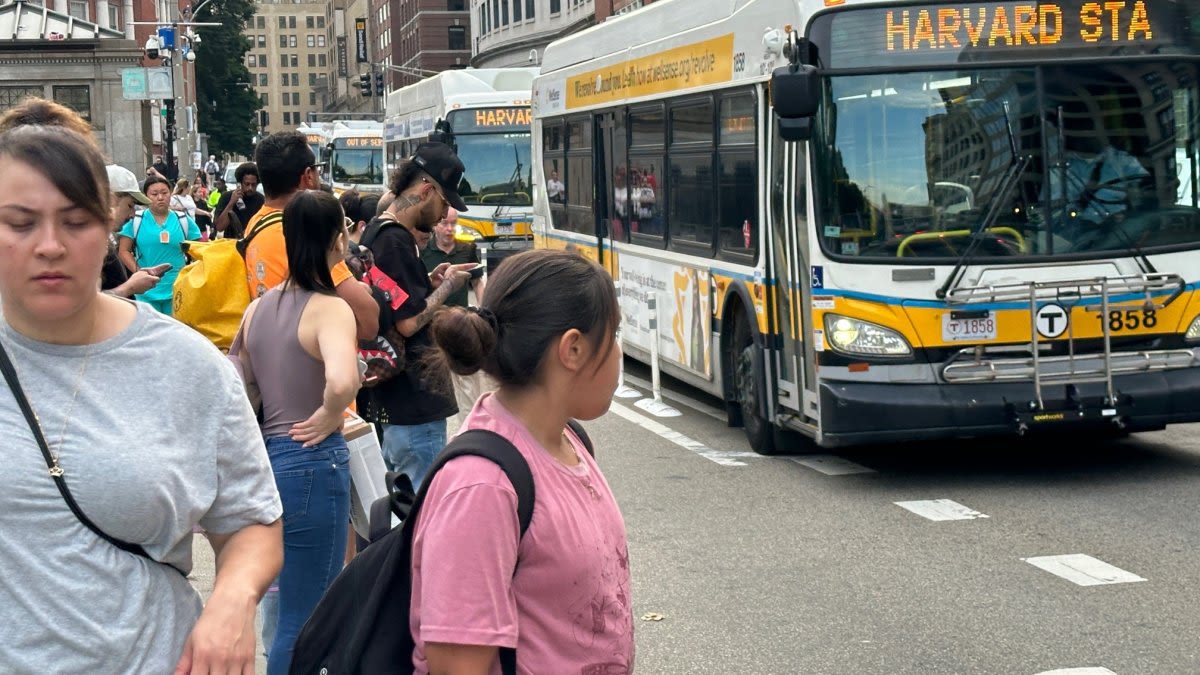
top-left (242, 131), bottom-right (378, 340)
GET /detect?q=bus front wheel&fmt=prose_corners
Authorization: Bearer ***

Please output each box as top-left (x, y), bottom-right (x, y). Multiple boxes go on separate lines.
top-left (730, 313), bottom-right (779, 455)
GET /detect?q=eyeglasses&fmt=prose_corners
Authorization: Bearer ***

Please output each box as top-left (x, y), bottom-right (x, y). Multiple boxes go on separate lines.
top-left (423, 178), bottom-right (449, 208)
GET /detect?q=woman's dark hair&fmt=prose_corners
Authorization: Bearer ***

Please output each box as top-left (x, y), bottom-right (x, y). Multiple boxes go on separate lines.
top-left (282, 190), bottom-right (343, 294)
top-left (430, 250), bottom-right (619, 387)
top-left (0, 125), bottom-right (109, 227)
top-left (142, 175), bottom-right (171, 195)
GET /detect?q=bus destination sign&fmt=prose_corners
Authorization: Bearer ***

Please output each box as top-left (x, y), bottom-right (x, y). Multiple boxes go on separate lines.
top-left (815, 0), bottom-right (1193, 68)
top-left (448, 107), bottom-right (532, 133)
top-left (339, 137), bottom-right (382, 148)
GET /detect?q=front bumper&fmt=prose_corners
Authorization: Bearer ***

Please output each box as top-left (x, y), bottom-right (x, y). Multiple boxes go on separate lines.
top-left (477, 237), bottom-right (533, 273)
top-left (818, 367), bottom-right (1200, 447)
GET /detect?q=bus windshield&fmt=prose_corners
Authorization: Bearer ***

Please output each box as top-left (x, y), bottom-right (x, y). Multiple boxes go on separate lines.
top-left (452, 132), bottom-right (533, 206)
top-left (814, 62), bottom-right (1200, 260)
top-left (331, 148), bottom-right (383, 185)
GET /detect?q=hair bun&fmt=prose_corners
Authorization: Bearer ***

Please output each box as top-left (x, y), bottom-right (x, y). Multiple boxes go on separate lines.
top-left (429, 306), bottom-right (497, 376)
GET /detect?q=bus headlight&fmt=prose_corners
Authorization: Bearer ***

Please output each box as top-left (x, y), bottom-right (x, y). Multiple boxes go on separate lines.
top-left (1187, 314), bottom-right (1200, 344)
top-left (823, 314), bottom-right (913, 357)
top-left (456, 223), bottom-right (484, 240)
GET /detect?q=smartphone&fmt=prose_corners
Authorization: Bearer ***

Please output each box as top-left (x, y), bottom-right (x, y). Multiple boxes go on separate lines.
top-left (457, 263), bottom-right (485, 272)
top-left (142, 263), bottom-right (173, 277)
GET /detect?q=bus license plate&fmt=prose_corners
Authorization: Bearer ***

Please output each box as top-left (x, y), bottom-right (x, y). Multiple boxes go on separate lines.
top-left (495, 223), bottom-right (514, 235)
top-left (942, 312), bottom-right (996, 342)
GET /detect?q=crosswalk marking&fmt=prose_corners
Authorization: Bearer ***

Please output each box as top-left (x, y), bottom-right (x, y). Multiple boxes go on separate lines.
top-left (1034, 668), bottom-right (1118, 675)
top-left (1023, 554), bottom-right (1146, 586)
top-left (609, 402), bottom-right (758, 467)
top-left (789, 455), bottom-right (876, 476)
top-left (894, 499), bottom-right (989, 521)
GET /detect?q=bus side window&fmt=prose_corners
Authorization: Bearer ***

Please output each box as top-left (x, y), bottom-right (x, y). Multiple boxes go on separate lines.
top-left (543, 119), bottom-right (567, 229)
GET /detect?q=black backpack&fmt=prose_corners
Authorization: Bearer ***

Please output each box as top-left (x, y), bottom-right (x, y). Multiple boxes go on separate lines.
top-left (289, 420), bottom-right (594, 675)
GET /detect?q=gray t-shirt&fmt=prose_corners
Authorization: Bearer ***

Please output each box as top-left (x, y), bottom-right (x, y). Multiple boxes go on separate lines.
top-left (0, 302), bottom-right (283, 673)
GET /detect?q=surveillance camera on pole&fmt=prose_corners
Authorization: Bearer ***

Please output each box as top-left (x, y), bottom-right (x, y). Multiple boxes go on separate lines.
top-left (144, 35), bottom-right (161, 60)
top-left (185, 49), bottom-right (196, 62)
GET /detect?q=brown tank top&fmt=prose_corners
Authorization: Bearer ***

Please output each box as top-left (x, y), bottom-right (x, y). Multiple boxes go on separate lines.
top-left (246, 287), bottom-right (328, 439)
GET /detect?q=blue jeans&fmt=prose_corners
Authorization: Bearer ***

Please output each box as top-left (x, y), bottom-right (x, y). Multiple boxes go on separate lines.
top-left (381, 419), bottom-right (447, 492)
top-left (264, 434), bottom-right (350, 675)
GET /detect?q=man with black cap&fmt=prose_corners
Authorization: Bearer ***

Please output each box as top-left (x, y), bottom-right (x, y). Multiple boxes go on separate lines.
top-left (357, 142), bottom-right (475, 491)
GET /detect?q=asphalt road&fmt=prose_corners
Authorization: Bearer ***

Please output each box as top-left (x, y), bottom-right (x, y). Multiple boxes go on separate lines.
top-left (191, 361), bottom-right (1200, 674)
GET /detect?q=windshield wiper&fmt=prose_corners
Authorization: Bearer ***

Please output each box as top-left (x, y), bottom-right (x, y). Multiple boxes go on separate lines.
top-left (937, 154), bottom-right (1032, 299)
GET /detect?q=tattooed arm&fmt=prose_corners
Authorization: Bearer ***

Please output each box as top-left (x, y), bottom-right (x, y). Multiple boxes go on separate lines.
top-left (395, 270), bottom-right (469, 337)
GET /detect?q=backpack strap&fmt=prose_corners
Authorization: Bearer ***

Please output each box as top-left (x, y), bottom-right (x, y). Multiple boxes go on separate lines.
top-left (566, 418), bottom-right (594, 457)
top-left (359, 216), bottom-right (402, 251)
top-left (235, 210), bottom-right (283, 258)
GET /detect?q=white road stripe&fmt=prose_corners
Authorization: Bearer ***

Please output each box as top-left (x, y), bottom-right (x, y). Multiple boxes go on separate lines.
top-left (609, 402), bottom-right (758, 467)
top-left (1023, 554), bottom-right (1147, 586)
top-left (620, 373), bottom-right (728, 422)
top-left (789, 455), bottom-right (876, 476)
top-left (1034, 668), bottom-right (1118, 675)
top-left (894, 499), bottom-right (990, 521)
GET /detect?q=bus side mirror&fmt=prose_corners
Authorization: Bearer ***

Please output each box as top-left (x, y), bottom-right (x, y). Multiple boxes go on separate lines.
top-left (771, 65), bottom-right (820, 142)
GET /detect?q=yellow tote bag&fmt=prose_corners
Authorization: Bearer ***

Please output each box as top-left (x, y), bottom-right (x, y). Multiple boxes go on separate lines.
top-left (172, 239), bottom-right (251, 351)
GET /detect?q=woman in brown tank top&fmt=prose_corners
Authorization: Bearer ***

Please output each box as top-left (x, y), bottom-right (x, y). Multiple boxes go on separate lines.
top-left (236, 190), bottom-right (361, 673)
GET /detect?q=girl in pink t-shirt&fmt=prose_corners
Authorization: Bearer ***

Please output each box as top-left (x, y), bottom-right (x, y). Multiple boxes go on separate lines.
top-left (415, 249), bottom-right (634, 674)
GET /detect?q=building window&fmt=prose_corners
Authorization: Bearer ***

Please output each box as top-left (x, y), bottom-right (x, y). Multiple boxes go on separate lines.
top-left (291, 54), bottom-right (299, 67)
top-left (280, 54), bottom-right (288, 67)
top-left (67, 0), bottom-right (87, 19)
top-left (260, 93), bottom-right (268, 105)
top-left (310, 92), bottom-right (317, 106)
top-left (256, 16), bottom-right (265, 29)
top-left (448, 25), bottom-right (466, 50)
top-left (305, 16), bottom-right (314, 28)
top-left (292, 73), bottom-right (300, 86)
top-left (501, 0), bottom-right (509, 24)
top-left (308, 54), bottom-right (316, 67)
top-left (107, 3), bottom-right (120, 28)
top-left (481, 4), bottom-right (488, 33)
top-left (289, 35), bottom-right (297, 47)
top-left (317, 35), bottom-right (325, 47)
top-left (0, 86), bottom-right (43, 112)
top-left (279, 35), bottom-right (287, 48)
top-left (513, 0), bottom-right (521, 21)
top-left (550, 0), bottom-right (560, 14)
top-left (317, 15), bottom-right (325, 28)
top-left (257, 35), bottom-right (266, 48)
top-left (259, 74), bottom-right (268, 86)
top-left (53, 86), bottom-right (90, 122)
top-left (526, 0), bottom-right (534, 18)
top-left (307, 35), bottom-right (315, 47)
top-left (318, 53), bottom-right (327, 67)
top-left (448, 0), bottom-right (465, 9)
top-left (308, 73), bottom-right (317, 86)
top-left (278, 16), bottom-right (286, 28)
top-left (288, 16), bottom-right (296, 28)
top-left (492, 0), bottom-right (500, 27)
top-left (247, 54), bottom-right (256, 68)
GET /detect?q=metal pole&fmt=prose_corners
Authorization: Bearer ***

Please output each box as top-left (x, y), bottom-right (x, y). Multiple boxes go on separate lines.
top-left (648, 296), bottom-right (662, 404)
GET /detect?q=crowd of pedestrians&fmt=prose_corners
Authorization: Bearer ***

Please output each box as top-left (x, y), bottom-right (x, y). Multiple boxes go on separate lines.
top-left (0, 96), bottom-right (634, 673)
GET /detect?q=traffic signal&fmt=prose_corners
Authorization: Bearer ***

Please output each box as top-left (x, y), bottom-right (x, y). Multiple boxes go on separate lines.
top-left (374, 72), bottom-right (385, 97)
top-left (358, 73), bottom-right (372, 96)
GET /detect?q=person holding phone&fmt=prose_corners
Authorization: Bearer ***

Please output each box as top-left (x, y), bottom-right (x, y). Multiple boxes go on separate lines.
top-left (212, 162), bottom-right (264, 239)
top-left (116, 176), bottom-right (200, 315)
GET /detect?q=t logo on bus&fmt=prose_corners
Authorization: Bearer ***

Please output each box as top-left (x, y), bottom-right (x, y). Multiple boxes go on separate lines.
top-left (1036, 303), bottom-right (1069, 339)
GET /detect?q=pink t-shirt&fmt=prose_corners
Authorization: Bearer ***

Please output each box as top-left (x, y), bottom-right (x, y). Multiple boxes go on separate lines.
top-left (409, 393), bottom-right (634, 674)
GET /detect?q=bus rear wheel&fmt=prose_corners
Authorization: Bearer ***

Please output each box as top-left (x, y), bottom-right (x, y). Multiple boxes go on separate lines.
top-left (731, 313), bottom-right (779, 455)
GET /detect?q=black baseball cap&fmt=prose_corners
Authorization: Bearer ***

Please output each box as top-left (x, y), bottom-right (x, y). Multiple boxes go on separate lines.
top-left (411, 142), bottom-right (467, 212)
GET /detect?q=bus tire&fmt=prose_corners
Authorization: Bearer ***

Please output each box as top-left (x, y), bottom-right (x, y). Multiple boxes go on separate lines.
top-left (730, 311), bottom-right (778, 455)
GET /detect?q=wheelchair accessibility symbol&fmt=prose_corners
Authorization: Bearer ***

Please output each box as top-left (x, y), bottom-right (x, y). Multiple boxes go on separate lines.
top-left (1035, 303), bottom-right (1069, 339)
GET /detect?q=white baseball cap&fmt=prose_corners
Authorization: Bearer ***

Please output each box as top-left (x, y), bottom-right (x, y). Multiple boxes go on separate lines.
top-left (106, 164), bottom-right (150, 205)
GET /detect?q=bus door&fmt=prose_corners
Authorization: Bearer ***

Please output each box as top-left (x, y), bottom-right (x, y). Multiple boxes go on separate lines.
top-left (592, 110), bottom-right (621, 276)
top-left (766, 126), bottom-right (811, 420)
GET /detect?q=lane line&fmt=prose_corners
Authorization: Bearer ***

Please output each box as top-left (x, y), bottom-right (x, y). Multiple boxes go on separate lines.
top-left (609, 402), bottom-right (758, 467)
top-left (620, 373), bottom-right (728, 422)
top-left (894, 499), bottom-right (989, 521)
top-left (1023, 554), bottom-right (1147, 586)
top-left (1034, 668), bottom-right (1118, 675)
top-left (789, 455), bottom-right (876, 476)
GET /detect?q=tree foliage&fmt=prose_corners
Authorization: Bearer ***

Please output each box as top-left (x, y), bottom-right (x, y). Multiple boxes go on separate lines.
top-left (194, 0), bottom-right (259, 158)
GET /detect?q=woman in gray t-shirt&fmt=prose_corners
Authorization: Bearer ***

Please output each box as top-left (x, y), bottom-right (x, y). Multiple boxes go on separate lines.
top-left (0, 125), bottom-right (283, 672)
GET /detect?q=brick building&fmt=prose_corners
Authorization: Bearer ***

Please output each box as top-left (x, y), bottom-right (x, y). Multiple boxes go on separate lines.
top-left (371, 0), bottom-right (472, 90)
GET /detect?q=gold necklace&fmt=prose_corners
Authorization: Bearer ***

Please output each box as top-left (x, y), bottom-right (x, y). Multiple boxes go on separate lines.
top-left (3, 321), bottom-right (97, 477)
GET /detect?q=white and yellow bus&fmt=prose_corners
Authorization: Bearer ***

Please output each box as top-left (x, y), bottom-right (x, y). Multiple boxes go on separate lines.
top-left (327, 120), bottom-right (385, 195)
top-left (384, 68), bottom-right (539, 269)
top-left (532, 0), bottom-right (1200, 453)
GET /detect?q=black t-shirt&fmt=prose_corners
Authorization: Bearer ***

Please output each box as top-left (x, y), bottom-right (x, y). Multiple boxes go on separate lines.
top-left (214, 190), bottom-right (265, 239)
top-left (100, 235), bottom-right (129, 291)
top-left (356, 217), bottom-right (457, 426)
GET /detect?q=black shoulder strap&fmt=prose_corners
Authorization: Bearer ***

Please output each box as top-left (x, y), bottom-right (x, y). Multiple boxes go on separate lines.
top-left (236, 210), bottom-right (283, 258)
top-left (566, 419), bottom-right (594, 457)
top-left (360, 216), bottom-right (401, 251)
top-left (0, 339), bottom-right (185, 576)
